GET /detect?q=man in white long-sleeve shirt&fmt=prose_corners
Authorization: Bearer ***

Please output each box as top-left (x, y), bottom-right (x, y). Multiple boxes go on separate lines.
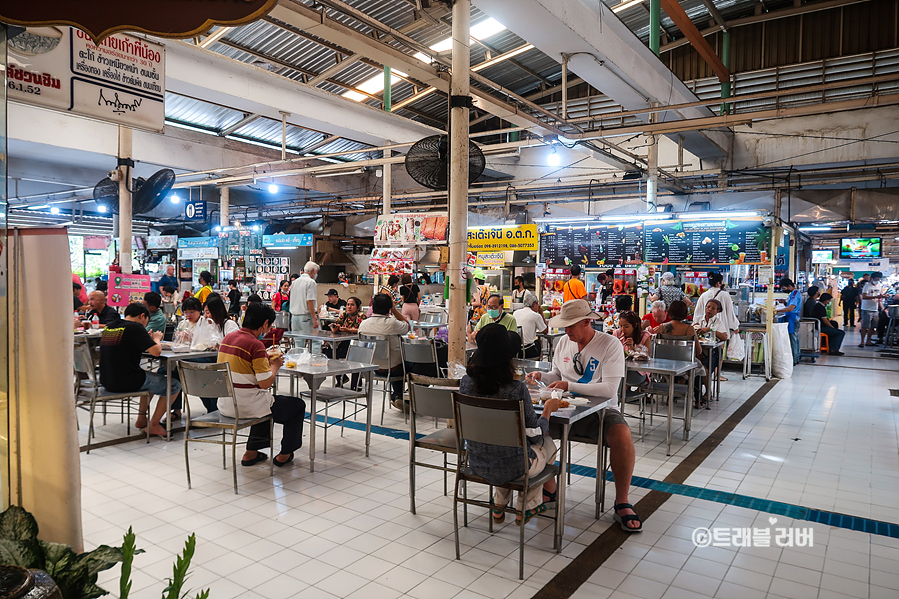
top-left (526, 299), bottom-right (641, 532)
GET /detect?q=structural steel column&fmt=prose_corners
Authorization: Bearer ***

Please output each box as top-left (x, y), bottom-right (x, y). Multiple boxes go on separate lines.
top-left (650, 0), bottom-right (661, 55)
top-left (448, 0), bottom-right (471, 366)
top-left (382, 152), bottom-right (392, 215)
top-left (383, 66), bottom-right (392, 112)
top-left (646, 103), bottom-right (659, 210)
top-left (720, 31), bottom-right (732, 114)
top-left (220, 187), bottom-right (230, 228)
top-left (117, 126), bottom-right (133, 274)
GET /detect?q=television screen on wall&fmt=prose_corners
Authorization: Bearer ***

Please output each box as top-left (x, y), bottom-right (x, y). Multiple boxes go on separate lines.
top-left (840, 238), bottom-right (882, 260)
top-left (811, 250), bottom-right (834, 263)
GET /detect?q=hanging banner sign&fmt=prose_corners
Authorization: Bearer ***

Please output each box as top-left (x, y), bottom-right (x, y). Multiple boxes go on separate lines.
top-left (8, 27), bottom-right (165, 131)
top-left (177, 237), bottom-right (217, 248)
top-left (107, 272), bottom-right (151, 307)
top-left (147, 235), bottom-right (177, 249)
top-left (262, 234), bottom-right (313, 248)
top-left (475, 252), bottom-right (505, 268)
top-left (177, 247), bottom-right (219, 260)
top-left (83, 235), bottom-right (110, 250)
top-left (375, 213), bottom-right (448, 246)
top-left (467, 224), bottom-right (539, 252)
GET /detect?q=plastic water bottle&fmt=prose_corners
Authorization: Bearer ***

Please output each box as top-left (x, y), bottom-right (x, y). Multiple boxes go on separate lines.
top-left (91, 314), bottom-right (99, 329)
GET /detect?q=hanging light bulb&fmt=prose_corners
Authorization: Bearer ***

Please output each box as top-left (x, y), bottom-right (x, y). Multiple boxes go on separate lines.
top-left (268, 183), bottom-right (279, 194)
top-left (170, 194), bottom-right (181, 203)
top-left (547, 146), bottom-right (560, 167)
top-left (98, 205), bottom-right (107, 213)
top-left (50, 206), bottom-right (60, 214)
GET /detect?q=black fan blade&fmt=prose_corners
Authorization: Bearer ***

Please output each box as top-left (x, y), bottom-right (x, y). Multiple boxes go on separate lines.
top-left (132, 169), bottom-right (175, 214)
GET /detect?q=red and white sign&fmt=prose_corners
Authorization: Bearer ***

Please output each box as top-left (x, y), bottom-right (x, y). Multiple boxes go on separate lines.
top-left (107, 272), bottom-right (151, 307)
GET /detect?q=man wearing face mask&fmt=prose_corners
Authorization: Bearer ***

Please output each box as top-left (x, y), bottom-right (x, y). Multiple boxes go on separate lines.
top-left (468, 293), bottom-right (517, 342)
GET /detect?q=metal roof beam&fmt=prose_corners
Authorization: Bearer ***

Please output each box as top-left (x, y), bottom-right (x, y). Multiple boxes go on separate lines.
top-left (219, 113), bottom-right (263, 136)
top-left (307, 53), bottom-right (362, 86)
top-left (659, 0), bottom-right (729, 82)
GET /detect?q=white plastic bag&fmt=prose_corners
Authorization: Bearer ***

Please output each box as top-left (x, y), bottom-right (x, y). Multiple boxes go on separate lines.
top-left (171, 321), bottom-right (194, 352)
top-left (191, 318), bottom-right (224, 351)
top-left (726, 334), bottom-right (745, 362)
top-left (770, 322), bottom-right (793, 379)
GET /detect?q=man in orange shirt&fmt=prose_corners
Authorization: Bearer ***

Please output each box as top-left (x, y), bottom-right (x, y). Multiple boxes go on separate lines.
top-left (562, 264), bottom-right (588, 303)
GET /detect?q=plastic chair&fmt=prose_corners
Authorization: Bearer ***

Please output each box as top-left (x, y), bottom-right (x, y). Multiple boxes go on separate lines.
top-left (820, 332), bottom-right (830, 353)
top-left (451, 392), bottom-right (561, 580)
top-left (358, 333), bottom-right (406, 424)
top-left (300, 340), bottom-right (375, 453)
top-left (408, 374), bottom-right (460, 514)
top-left (74, 341), bottom-right (149, 453)
top-left (178, 361), bottom-right (274, 494)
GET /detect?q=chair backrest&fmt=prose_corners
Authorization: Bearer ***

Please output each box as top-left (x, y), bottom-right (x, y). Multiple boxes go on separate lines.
top-left (401, 337), bottom-right (437, 364)
top-left (422, 312), bottom-right (443, 324)
top-left (451, 392), bottom-right (526, 448)
top-left (358, 333), bottom-right (392, 361)
top-left (652, 338), bottom-right (695, 362)
top-left (163, 303), bottom-right (177, 316)
top-left (73, 342), bottom-right (97, 382)
top-left (346, 340), bottom-right (375, 364)
top-left (410, 383), bottom-right (456, 420)
top-left (178, 361), bottom-right (235, 403)
top-left (512, 358), bottom-right (552, 374)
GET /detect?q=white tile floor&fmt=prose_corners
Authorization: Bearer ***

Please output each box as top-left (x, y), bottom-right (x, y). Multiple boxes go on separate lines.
top-left (79, 332), bottom-right (899, 599)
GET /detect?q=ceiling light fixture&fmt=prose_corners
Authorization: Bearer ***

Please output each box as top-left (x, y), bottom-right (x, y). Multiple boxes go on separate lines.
top-left (612, 0), bottom-right (644, 13)
top-left (170, 194), bottom-right (181, 203)
top-left (98, 205), bottom-right (107, 213)
top-left (599, 213), bottom-right (673, 222)
top-left (50, 207), bottom-right (60, 214)
top-left (268, 183), bottom-right (279, 194)
top-left (677, 210), bottom-right (762, 220)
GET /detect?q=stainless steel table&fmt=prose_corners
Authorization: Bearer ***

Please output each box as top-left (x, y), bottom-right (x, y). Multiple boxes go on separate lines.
top-left (537, 331), bottom-right (566, 362)
top-left (699, 338), bottom-right (726, 404)
top-left (284, 330), bottom-right (359, 351)
top-left (625, 358), bottom-right (700, 456)
top-left (279, 359), bottom-right (378, 473)
top-left (149, 348), bottom-right (219, 440)
top-left (411, 321), bottom-right (443, 338)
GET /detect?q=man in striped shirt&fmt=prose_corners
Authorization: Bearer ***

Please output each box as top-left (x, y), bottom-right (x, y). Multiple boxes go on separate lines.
top-left (218, 303), bottom-right (306, 467)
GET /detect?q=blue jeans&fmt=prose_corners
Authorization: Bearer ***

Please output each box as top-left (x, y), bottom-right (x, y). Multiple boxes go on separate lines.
top-left (789, 330), bottom-right (800, 364)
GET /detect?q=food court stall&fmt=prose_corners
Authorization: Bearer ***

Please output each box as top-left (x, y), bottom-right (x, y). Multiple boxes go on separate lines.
top-left (176, 237), bottom-right (219, 295)
top-left (467, 223), bottom-right (540, 310)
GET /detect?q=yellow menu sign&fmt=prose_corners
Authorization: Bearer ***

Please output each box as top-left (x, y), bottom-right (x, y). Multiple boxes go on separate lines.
top-left (468, 224), bottom-right (539, 251)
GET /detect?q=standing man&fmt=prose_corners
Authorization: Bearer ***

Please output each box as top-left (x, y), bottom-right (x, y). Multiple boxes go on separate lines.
top-left (693, 272), bottom-right (740, 339)
top-left (525, 300), bottom-right (641, 532)
top-left (859, 271), bottom-right (886, 347)
top-left (775, 278), bottom-right (802, 365)
top-left (290, 261), bottom-right (319, 333)
top-left (813, 293), bottom-right (845, 355)
top-left (195, 271), bottom-right (214, 304)
top-left (158, 264), bottom-right (179, 292)
top-left (840, 280), bottom-right (858, 328)
top-left (513, 293), bottom-right (547, 359)
top-left (562, 264), bottom-right (588, 303)
top-left (511, 276), bottom-right (528, 304)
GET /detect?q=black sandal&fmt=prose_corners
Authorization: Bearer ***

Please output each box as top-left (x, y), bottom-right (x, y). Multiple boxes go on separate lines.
top-left (613, 503), bottom-right (643, 532)
top-left (240, 452), bottom-right (268, 467)
top-left (542, 489), bottom-right (557, 507)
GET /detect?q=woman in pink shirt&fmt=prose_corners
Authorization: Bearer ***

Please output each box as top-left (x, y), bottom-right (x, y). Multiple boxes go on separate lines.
top-left (613, 311), bottom-right (652, 352)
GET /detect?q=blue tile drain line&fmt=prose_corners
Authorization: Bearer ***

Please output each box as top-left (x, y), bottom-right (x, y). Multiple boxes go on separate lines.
top-left (307, 412), bottom-right (899, 539)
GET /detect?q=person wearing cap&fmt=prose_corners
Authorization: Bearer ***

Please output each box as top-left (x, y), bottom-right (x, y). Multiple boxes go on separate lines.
top-left (468, 269), bottom-right (490, 327)
top-left (323, 288), bottom-right (347, 314)
top-left (460, 323), bottom-right (561, 525)
top-left (469, 293), bottom-right (518, 342)
top-left (513, 293), bottom-right (547, 359)
top-left (650, 271), bottom-right (692, 309)
top-left (562, 264), bottom-right (588, 303)
top-left (525, 299), bottom-right (642, 532)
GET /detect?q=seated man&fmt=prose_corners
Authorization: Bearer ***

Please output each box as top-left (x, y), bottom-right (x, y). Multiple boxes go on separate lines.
top-left (219, 303), bottom-right (306, 467)
top-left (87, 290), bottom-right (119, 327)
top-left (143, 291), bottom-right (167, 334)
top-left (358, 292), bottom-right (410, 410)
top-left (98, 303), bottom-right (180, 437)
top-left (73, 282), bottom-right (86, 312)
top-left (512, 293), bottom-right (547, 359)
top-left (468, 293), bottom-right (517, 342)
top-left (526, 299), bottom-right (642, 532)
top-left (813, 293), bottom-right (845, 356)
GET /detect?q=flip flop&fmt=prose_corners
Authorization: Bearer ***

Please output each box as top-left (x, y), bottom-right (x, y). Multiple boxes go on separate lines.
top-left (273, 452), bottom-right (294, 467)
top-left (613, 503), bottom-right (643, 533)
top-left (241, 452), bottom-right (268, 467)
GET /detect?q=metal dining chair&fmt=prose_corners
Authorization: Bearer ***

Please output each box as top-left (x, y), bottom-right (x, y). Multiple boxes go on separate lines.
top-left (74, 341), bottom-right (149, 453)
top-left (408, 374), bottom-right (461, 514)
top-left (358, 333), bottom-right (406, 424)
top-left (451, 392), bottom-right (562, 580)
top-left (178, 361), bottom-right (274, 494)
top-left (400, 336), bottom-right (445, 379)
top-left (300, 340), bottom-right (375, 453)
top-left (645, 338), bottom-right (699, 425)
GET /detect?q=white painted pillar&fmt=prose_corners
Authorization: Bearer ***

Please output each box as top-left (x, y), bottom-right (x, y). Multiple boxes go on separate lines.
top-left (118, 126), bottom-right (133, 273)
top-left (220, 187), bottom-right (230, 227)
top-left (382, 153), bottom-right (391, 216)
top-left (646, 103), bottom-right (659, 211)
top-left (448, 0), bottom-right (471, 365)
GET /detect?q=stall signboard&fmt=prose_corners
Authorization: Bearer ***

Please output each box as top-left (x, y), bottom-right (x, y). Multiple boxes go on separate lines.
top-left (107, 272), bottom-right (151, 307)
top-left (147, 235), bottom-right (177, 249)
top-left (468, 224), bottom-right (538, 252)
top-left (643, 218), bottom-right (770, 265)
top-left (255, 257), bottom-right (290, 301)
top-left (8, 27), bottom-right (164, 131)
top-left (375, 212), bottom-right (448, 245)
top-left (849, 258), bottom-right (890, 272)
top-left (262, 234), bottom-right (313, 248)
top-left (83, 235), bottom-right (110, 250)
top-left (178, 237), bottom-right (217, 248)
top-left (475, 252), bottom-right (505, 268)
top-left (177, 247), bottom-right (219, 260)
top-left (540, 223), bottom-right (642, 266)
top-left (369, 248), bottom-right (414, 275)
top-left (218, 229), bottom-right (262, 257)
top-left (185, 199), bottom-right (206, 220)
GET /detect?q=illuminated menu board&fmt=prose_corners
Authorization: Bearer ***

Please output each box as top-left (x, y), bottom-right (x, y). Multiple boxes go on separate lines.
top-left (540, 223), bottom-right (644, 266)
top-left (643, 219), bottom-right (769, 265)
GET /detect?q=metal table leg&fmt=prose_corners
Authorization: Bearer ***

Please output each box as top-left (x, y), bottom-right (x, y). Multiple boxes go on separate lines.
top-left (365, 372), bottom-right (372, 457)
top-left (554, 422), bottom-right (570, 553)
top-left (309, 374), bottom-right (317, 473)
top-left (666, 374), bottom-right (674, 456)
top-left (685, 370), bottom-right (693, 441)
top-left (165, 357), bottom-right (173, 441)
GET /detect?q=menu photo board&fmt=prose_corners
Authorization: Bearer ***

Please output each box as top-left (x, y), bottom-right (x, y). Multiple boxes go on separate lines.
top-left (375, 212), bottom-right (448, 246)
top-left (254, 257), bottom-right (290, 301)
top-left (369, 247), bottom-right (414, 275)
top-left (643, 218), bottom-right (770, 265)
top-left (540, 223), bottom-right (644, 266)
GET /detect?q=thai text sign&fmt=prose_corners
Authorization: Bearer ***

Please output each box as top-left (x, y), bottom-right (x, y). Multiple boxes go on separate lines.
top-left (107, 272), bottom-right (151, 307)
top-left (8, 27), bottom-right (164, 131)
top-left (262, 234), bottom-right (313, 247)
top-left (177, 237), bottom-right (218, 248)
top-left (468, 225), bottom-right (538, 252)
top-left (475, 252), bottom-right (505, 268)
top-left (178, 247), bottom-right (219, 260)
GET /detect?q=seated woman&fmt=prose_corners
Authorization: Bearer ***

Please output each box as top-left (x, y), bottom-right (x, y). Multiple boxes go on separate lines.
top-left (324, 296), bottom-right (366, 387)
top-left (460, 324), bottom-right (561, 525)
top-left (614, 311), bottom-right (652, 386)
top-left (656, 300), bottom-right (705, 405)
top-left (693, 298), bottom-right (728, 405)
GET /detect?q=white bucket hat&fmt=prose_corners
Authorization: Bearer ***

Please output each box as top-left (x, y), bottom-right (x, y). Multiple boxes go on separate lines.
top-left (548, 299), bottom-right (600, 328)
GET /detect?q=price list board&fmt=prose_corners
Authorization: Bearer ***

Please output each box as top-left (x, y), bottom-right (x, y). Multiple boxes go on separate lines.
top-left (218, 230), bottom-right (263, 257)
top-left (540, 224), bottom-right (643, 266)
top-left (643, 219), bottom-right (769, 265)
